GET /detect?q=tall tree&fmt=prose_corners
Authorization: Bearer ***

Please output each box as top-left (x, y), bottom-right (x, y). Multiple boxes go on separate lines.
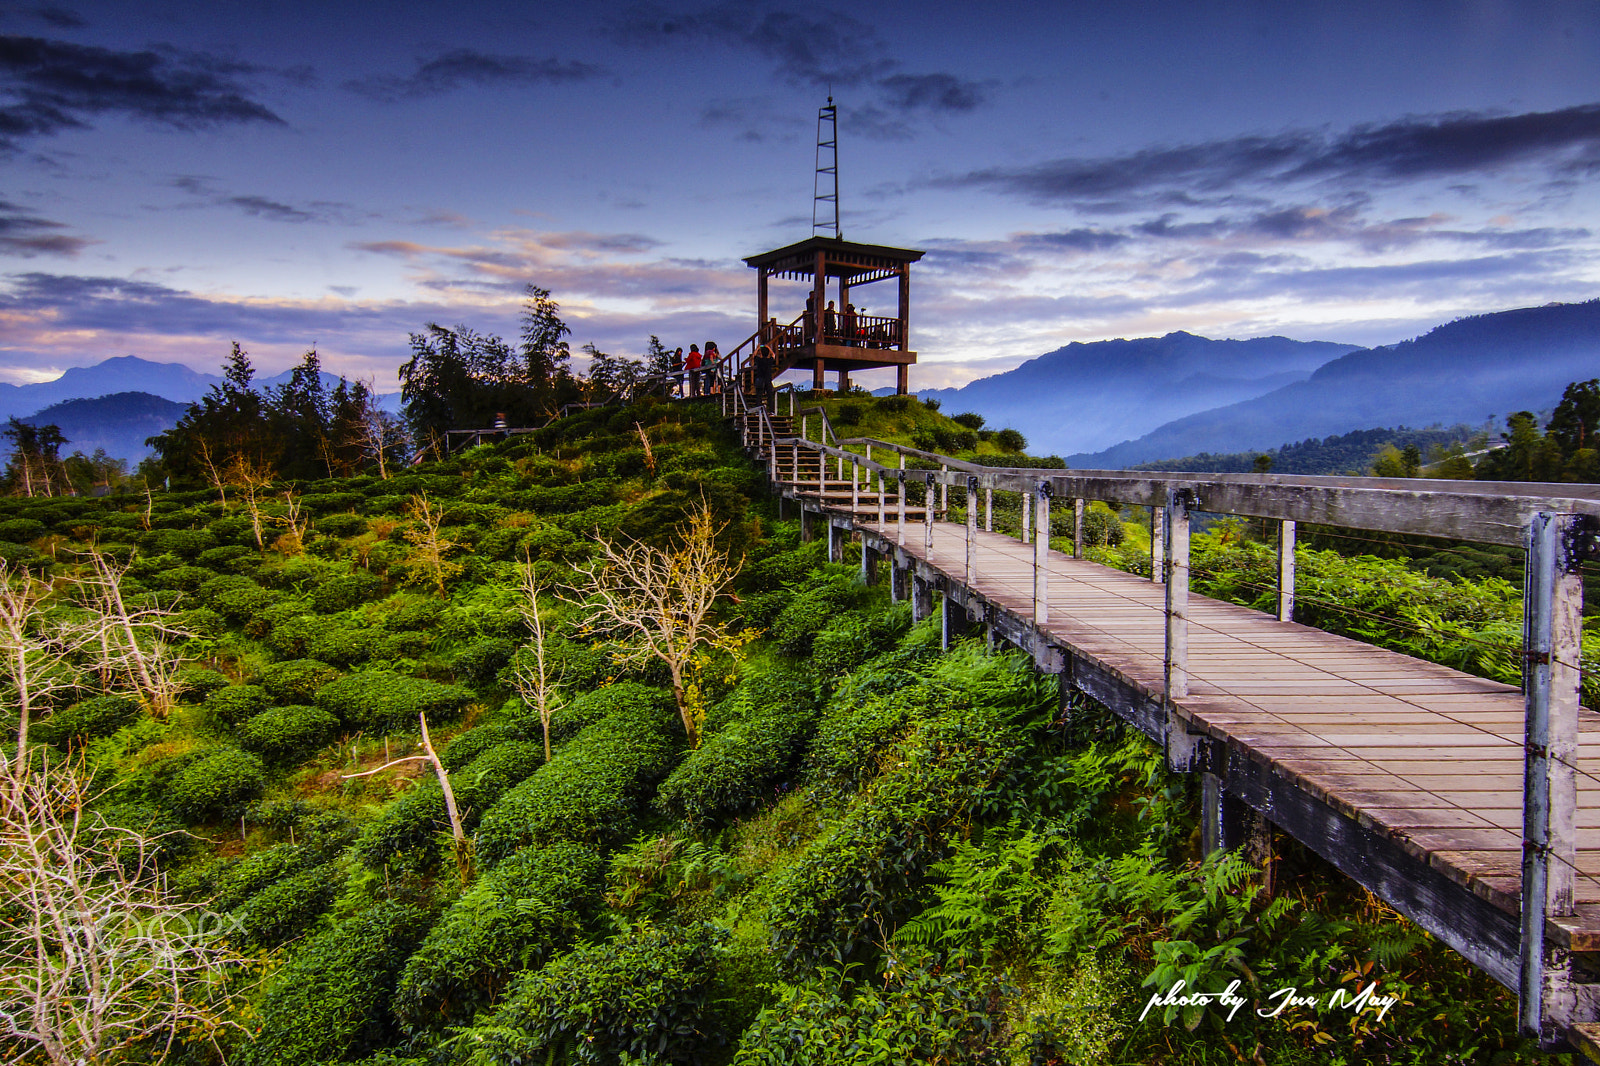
top-left (519, 284), bottom-right (572, 397)
top-left (2, 420), bottom-right (69, 497)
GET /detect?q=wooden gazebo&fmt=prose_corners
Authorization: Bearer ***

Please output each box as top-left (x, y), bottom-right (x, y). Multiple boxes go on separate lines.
top-left (744, 235), bottom-right (924, 394)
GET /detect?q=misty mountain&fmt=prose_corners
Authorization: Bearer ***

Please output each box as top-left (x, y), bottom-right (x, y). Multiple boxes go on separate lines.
top-left (20, 392), bottom-right (189, 464)
top-left (0, 355), bottom-right (405, 427)
top-left (917, 332), bottom-right (1359, 457)
top-left (1069, 299), bottom-right (1600, 468)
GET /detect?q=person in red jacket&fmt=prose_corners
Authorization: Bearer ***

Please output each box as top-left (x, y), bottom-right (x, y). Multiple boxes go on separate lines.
top-left (686, 344), bottom-right (703, 397)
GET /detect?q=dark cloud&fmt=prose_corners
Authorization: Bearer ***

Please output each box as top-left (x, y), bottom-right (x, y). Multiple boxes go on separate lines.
top-left (611, 3), bottom-right (991, 128)
top-left (0, 36), bottom-right (283, 150)
top-left (1017, 228), bottom-right (1129, 252)
top-left (943, 103), bottom-right (1600, 210)
top-left (170, 176), bottom-right (347, 223)
top-left (31, 7), bottom-right (86, 29)
top-left (0, 197), bottom-right (88, 255)
top-left (344, 49), bottom-right (602, 102)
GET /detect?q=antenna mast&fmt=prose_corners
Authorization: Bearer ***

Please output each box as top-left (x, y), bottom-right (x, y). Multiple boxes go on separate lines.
top-left (812, 97), bottom-right (839, 239)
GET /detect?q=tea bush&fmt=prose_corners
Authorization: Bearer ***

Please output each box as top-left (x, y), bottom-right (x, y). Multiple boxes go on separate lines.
top-left (35, 695), bottom-right (142, 747)
top-left (311, 570), bottom-right (384, 613)
top-left (314, 670), bottom-right (475, 732)
top-left (231, 861), bottom-right (342, 949)
top-left (260, 658), bottom-right (341, 703)
top-left (236, 704), bottom-right (341, 763)
top-left (205, 685), bottom-right (272, 724)
top-left (166, 747), bottom-right (268, 822)
top-left (392, 842), bottom-right (605, 1029)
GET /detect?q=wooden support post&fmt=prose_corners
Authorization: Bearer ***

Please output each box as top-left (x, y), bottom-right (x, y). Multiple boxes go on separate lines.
top-left (801, 415), bottom-right (807, 441)
top-left (1201, 772), bottom-right (1224, 856)
top-left (1033, 483), bottom-right (1051, 626)
top-left (851, 460), bottom-right (860, 513)
top-left (877, 471), bottom-right (886, 527)
top-left (890, 557), bottom-right (903, 602)
top-left (897, 364), bottom-right (909, 396)
top-left (924, 472), bottom-right (935, 552)
top-left (1150, 505), bottom-right (1165, 584)
top-left (1021, 491), bottom-right (1031, 543)
top-left (1519, 512), bottom-right (1587, 1042)
top-left (912, 573), bottom-right (933, 623)
top-left (813, 360), bottom-right (825, 392)
top-left (939, 466), bottom-right (948, 516)
top-left (791, 441), bottom-right (798, 482)
top-left (1073, 498), bottom-right (1085, 559)
top-left (965, 476), bottom-right (978, 586)
top-left (984, 485), bottom-right (993, 532)
top-left (826, 518), bottom-right (838, 563)
top-left (861, 541), bottom-right (879, 585)
top-left (1278, 519), bottom-right (1296, 623)
top-left (1164, 488), bottom-right (1193, 702)
top-left (799, 506), bottom-right (813, 543)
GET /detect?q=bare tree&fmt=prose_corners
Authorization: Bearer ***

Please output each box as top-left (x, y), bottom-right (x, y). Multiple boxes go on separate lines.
top-left (342, 712), bottom-right (471, 883)
top-left (274, 490), bottom-right (311, 555)
top-left (0, 561), bottom-right (83, 764)
top-left (194, 438), bottom-right (228, 508)
top-left (572, 503), bottom-right (743, 747)
top-left (403, 493), bottom-right (461, 595)
top-left (0, 757), bottom-right (250, 1066)
top-left (511, 564), bottom-right (562, 762)
top-left (355, 378), bottom-right (408, 480)
top-left (75, 550), bottom-right (193, 717)
top-left (225, 453), bottom-right (275, 551)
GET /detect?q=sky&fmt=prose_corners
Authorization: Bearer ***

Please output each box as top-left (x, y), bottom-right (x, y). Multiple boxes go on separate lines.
top-left (4, 0), bottom-right (1600, 393)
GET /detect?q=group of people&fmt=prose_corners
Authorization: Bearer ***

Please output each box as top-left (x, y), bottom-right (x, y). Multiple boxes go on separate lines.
top-left (803, 294), bottom-right (896, 348)
top-left (668, 341), bottom-right (721, 398)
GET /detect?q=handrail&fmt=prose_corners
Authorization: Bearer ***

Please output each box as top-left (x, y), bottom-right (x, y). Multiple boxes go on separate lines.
top-left (797, 405), bottom-right (838, 447)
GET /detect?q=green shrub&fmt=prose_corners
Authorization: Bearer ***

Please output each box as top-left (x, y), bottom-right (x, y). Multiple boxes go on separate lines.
top-left (211, 583), bottom-right (280, 622)
top-left (995, 428), bottom-right (1027, 453)
top-left (176, 606), bottom-right (227, 640)
top-left (153, 528), bottom-right (217, 559)
top-left (0, 517), bottom-right (46, 541)
top-left (237, 704), bottom-right (341, 763)
top-left (393, 843), bottom-right (605, 1029)
top-left (231, 862), bottom-right (341, 950)
top-left (476, 690), bottom-right (681, 864)
top-left (151, 564), bottom-right (215, 592)
top-left (309, 625), bottom-right (380, 666)
top-left (352, 739), bottom-right (545, 871)
top-left (302, 491), bottom-right (363, 514)
top-left (177, 665), bottom-right (231, 700)
top-left (35, 695), bottom-right (142, 747)
top-left (379, 596), bottom-right (444, 631)
top-left (260, 658), bottom-right (341, 703)
top-left (655, 670), bottom-right (819, 826)
top-left (314, 670), bottom-right (475, 732)
top-left (266, 613), bottom-right (339, 658)
top-left (465, 923), bottom-right (728, 1066)
top-left (952, 411), bottom-right (985, 430)
top-left (316, 512), bottom-right (368, 537)
top-left (450, 636), bottom-right (515, 688)
top-left (198, 544), bottom-right (253, 569)
top-left (770, 575), bottom-right (860, 657)
top-left (205, 685), bottom-right (271, 724)
top-left (0, 540), bottom-right (47, 569)
top-left (743, 542), bottom-right (825, 593)
top-left (373, 630), bottom-right (430, 661)
top-left (166, 748), bottom-right (267, 822)
top-left (213, 842), bottom-right (323, 909)
top-left (240, 901), bottom-right (431, 1066)
top-left (311, 571), bottom-right (384, 613)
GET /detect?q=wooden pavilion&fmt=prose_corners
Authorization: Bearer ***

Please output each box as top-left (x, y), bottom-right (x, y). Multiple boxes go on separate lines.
top-left (743, 235), bottom-right (924, 394)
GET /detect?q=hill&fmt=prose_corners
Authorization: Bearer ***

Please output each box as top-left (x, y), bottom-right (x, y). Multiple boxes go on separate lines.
top-left (1070, 299), bottom-right (1600, 467)
top-left (20, 391), bottom-right (190, 463)
top-left (1133, 424), bottom-right (1481, 476)
top-left (916, 332), bottom-right (1358, 457)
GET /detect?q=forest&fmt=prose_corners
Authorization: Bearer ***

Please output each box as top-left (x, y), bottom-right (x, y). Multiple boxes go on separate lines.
top-left (1, 317), bottom-right (1596, 1064)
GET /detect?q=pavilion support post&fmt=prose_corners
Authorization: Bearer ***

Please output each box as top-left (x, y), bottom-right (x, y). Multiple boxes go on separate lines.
top-left (1163, 488), bottom-right (1193, 703)
top-left (1073, 498), bottom-right (1085, 559)
top-left (984, 486), bottom-right (993, 532)
top-left (897, 364), bottom-right (909, 395)
top-left (1278, 519), bottom-right (1297, 622)
top-left (1519, 511), bottom-right (1588, 1043)
top-left (897, 263), bottom-right (910, 353)
top-left (1150, 505), bottom-right (1165, 584)
top-left (1033, 483), bottom-right (1051, 627)
top-left (758, 269), bottom-right (768, 338)
top-left (813, 361), bottom-right (825, 392)
top-left (813, 251), bottom-right (826, 344)
top-left (839, 368), bottom-right (850, 392)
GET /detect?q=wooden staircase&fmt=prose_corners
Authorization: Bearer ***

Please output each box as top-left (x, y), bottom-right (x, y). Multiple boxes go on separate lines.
top-left (740, 410), bottom-right (928, 522)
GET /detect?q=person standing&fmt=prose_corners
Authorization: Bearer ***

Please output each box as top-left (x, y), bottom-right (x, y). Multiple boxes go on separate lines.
top-left (704, 341), bottom-right (720, 394)
top-left (686, 344), bottom-right (703, 397)
top-left (752, 343), bottom-right (777, 410)
top-left (823, 300), bottom-right (837, 343)
top-left (842, 303), bottom-right (858, 347)
top-left (670, 347), bottom-right (684, 397)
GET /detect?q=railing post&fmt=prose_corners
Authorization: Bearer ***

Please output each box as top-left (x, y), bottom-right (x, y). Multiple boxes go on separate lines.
top-left (939, 465), bottom-right (948, 516)
top-left (1163, 488), bottom-right (1193, 702)
top-left (924, 472), bottom-right (935, 552)
top-left (1073, 497), bottom-right (1085, 559)
top-left (801, 414), bottom-right (807, 441)
top-left (1021, 490), bottom-right (1032, 543)
top-left (1277, 519), bottom-right (1296, 622)
top-left (877, 471), bottom-right (886, 527)
top-left (1519, 512), bottom-right (1587, 1041)
top-left (984, 485), bottom-right (993, 532)
top-left (851, 459), bottom-right (860, 513)
top-left (1150, 504), bottom-right (1165, 584)
top-left (966, 476), bottom-right (978, 586)
top-left (1033, 482), bottom-right (1051, 626)
top-left (896, 470), bottom-right (906, 547)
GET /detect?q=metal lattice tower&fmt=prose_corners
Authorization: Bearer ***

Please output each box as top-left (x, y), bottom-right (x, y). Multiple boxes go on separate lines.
top-left (812, 97), bottom-right (839, 239)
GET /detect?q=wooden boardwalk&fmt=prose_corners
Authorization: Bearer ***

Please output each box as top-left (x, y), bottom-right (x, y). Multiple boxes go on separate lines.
top-left (864, 519), bottom-right (1600, 939)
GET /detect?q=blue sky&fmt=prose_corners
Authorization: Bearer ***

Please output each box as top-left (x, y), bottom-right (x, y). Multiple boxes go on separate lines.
top-left (4, 0), bottom-right (1600, 392)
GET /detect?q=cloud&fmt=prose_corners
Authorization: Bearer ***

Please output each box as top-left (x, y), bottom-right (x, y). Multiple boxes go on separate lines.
top-left (611, 2), bottom-right (992, 134)
top-left (0, 197), bottom-right (89, 255)
top-left (344, 49), bottom-right (603, 102)
top-left (0, 35), bottom-right (284, 150)
top-left (942, 102), bottom-right (1600, 210)
top-left (30, 7), bottom-right (86, 30)
top-left (169, 176), bottom-right (354, 223)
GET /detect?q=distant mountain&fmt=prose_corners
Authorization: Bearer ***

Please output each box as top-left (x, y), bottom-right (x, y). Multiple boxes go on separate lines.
top-left (20, 392), bottom-right (189, 464)
top-left (1132, 425), bottom-right (1480, 476)
top-left (917, 332), bottom-right (1359, 457)
top-left (0, 355), bottom-right (405, 425)
top-left (1070, 299), bottom-right (1600, 468)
